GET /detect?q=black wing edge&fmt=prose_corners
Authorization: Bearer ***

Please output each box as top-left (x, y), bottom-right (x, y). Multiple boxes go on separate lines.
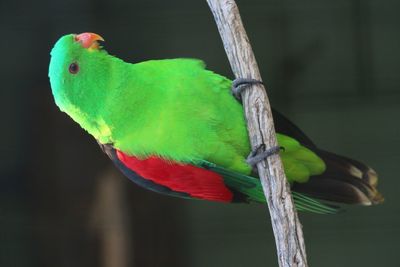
top-left (98, 143), bottom-right (190, 199)
top-left (272, 108), bottom-right (317, 148)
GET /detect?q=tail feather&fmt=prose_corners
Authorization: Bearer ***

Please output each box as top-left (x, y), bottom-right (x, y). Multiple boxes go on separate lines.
top-left (293, 148), bottom-right (384, 205)
top-left (272, 109), bottom-right (383, 207)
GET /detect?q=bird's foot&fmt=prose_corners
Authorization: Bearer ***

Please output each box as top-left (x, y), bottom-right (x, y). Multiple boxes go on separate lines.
top-left (246, 144), bottom-right (282, 166)
top-left (231, 78), bottom-right (263, 101)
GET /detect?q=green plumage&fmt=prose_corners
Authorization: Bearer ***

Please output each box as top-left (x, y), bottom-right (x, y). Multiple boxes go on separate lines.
top-left (49, 34), bottom-right (324, 182)
top-left (49, 34), bottom-right (383, 211)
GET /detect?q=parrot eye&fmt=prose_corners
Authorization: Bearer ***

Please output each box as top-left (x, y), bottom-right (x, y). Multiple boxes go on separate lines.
top-left (69, 62), bottom-right (79, 74)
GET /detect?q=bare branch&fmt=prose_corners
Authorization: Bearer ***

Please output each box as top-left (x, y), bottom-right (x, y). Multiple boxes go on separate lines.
top-left (206, 1), bottom-right (308, 266)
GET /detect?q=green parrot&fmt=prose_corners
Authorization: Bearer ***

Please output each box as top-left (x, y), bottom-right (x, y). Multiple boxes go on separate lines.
top-left (48, 33), bottom-right (383, 213)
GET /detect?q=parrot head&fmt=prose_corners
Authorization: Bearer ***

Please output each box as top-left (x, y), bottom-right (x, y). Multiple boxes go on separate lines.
top-left (49, 33), bottom-right (119, 141)
top-left (49, 33), bottom-right (105, 109)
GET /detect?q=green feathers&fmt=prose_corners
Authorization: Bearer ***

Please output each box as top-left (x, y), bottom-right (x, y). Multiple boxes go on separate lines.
top-left (48, 33), bottom-right (324, 185)
top-left (49, 33), bottom-right (384, 210)
top-left (278, 135), bottom-right (326, 183)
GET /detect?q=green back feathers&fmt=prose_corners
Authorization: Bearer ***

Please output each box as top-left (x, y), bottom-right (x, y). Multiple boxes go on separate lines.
top-left (113, 58), bottom-right (252, 172)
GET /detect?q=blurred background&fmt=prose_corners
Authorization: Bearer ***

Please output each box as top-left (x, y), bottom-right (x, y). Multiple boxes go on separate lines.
top-left (1, 0), bottom-right (399, 266)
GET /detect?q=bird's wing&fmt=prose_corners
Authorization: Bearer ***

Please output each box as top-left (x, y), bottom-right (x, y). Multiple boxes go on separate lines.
top-left (100, 143), bottom-right (236, 202)
top-left (100, 142), bottom-right (339, 213)
top-left (100, 143), bottom-right (191, 198)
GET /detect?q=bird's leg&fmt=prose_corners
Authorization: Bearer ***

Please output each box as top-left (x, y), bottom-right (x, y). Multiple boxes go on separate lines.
top-left (231, 78), bottom-right (263, 101)
top-left (246, 144), bottom-right (283, 166)
top-left (231, 78), bottom-right (281, 165)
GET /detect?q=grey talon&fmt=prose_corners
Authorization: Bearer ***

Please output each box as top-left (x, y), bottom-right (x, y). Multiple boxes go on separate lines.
top-left (246, 144), bottom-right (281, 166)
top-left (231, 78), bottom-right (263, 101)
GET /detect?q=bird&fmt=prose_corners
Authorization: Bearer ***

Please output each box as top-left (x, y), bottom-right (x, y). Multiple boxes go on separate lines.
top-left (48, 32), bottom-right (383, 213)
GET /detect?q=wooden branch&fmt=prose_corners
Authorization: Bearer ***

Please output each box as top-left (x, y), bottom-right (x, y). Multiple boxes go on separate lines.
top-left (206, 1), bottom-right (308, 266)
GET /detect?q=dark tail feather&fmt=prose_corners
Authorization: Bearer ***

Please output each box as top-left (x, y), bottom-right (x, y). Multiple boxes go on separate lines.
top-left (292, 148), bottom-right (384, 206)
top-left (272, 109), bottom-right (383, 206)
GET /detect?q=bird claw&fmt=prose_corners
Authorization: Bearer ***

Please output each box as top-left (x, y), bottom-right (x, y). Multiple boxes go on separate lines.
top-left (231, 78), bottom-right (263, 101)
top-left (246, 144), bottom-right (282, 166)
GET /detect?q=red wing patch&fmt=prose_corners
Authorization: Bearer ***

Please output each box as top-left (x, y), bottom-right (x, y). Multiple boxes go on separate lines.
top-left (116, 151), bottom-right (233, 202)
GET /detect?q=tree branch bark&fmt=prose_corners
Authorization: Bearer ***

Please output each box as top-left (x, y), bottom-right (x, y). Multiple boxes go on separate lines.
top-left (206, 1), bottom-right (308, 266)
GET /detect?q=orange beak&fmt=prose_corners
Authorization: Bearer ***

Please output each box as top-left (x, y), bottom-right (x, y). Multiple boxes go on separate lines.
top-left (75, 32), bottom-right (104, 50)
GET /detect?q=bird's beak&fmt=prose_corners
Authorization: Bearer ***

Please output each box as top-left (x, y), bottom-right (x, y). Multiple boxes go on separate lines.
top-left (75, 32), bottom-right (105, 50)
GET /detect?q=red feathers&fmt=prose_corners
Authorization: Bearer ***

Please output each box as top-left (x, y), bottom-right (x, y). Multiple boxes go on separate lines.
top-left (116, 151), bottom-right (233, 202)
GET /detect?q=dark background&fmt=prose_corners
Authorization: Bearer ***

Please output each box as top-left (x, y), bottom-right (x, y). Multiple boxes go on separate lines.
top-left (1, 0), bottom-right (399, 266)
